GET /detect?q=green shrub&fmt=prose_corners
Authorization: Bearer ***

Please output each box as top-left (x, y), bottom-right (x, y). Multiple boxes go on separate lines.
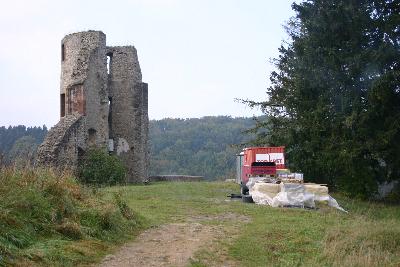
top-left (78, 149), bottom-right (126, 185)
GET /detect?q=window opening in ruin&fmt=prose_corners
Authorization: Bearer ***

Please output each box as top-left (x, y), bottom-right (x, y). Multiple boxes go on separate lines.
top-left (60, 93), bottom-right (65, 117)
top-left (107, 56), bottom-right (111, 74)
top-left (108, 97), bottom-right (113, 138)
top-left (61, 44), bottom-right (65, 61)
top-left (88, 129), bottom-right (97, 146)
top-left (106, 52), bottom-right (113, 75)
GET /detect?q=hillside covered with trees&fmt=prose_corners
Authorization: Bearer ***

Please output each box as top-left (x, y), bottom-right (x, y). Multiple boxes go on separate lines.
top-left (149, 116), bottom-right (256, 179)
top-left (0, 126), bottom-right (48, 165)
top-left (0, 116), bottom-right (257, 179)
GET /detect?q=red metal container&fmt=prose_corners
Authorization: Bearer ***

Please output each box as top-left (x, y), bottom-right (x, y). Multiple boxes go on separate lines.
top-left (236, 146), bottom-right (285, 185)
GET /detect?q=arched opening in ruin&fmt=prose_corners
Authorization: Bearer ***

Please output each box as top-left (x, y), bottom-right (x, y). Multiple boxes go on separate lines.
top-left (61, 44), bottom-right (65, 61)
top-left (88, 128), bottom-right (97, 146)
top-left (106, 52), bottom-right (113, 75)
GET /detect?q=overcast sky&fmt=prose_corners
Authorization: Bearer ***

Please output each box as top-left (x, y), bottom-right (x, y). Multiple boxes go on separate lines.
top-left (0, 0), bottom-right (296, 127)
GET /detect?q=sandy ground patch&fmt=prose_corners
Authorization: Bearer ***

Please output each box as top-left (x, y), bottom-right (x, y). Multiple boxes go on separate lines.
top-left (98, 213), bottom-right (249, 267)
top-left (98, 223), bottom-right (218, 267)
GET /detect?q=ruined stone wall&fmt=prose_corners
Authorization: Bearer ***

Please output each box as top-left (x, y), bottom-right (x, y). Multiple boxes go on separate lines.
top-left (61, 31), bottom-right (108, 149)
top-left (36, 113), bottom-right (85, 170)
top-left (141, 83), bottom-right (149, 179)
top-left (37, 31), bottom-right (149, 183)
top-left (107, 46), bottom-right (148, 182)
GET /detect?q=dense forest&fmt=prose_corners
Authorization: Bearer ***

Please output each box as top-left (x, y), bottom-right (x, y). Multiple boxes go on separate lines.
top-left (0, 126), bottom-right (48, 165)
top-left (244, 0), bottom-right (400, 198)
top-left (149, 116), bottom-right (256, 179)
top-left (0, 116), bottom-right (257, 179)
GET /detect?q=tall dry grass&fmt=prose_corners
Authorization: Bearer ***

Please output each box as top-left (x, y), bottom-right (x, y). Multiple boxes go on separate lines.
top-left (0, 166), bottom-right (143, 266)
top-left (323, 215), bottom-right (400, 267)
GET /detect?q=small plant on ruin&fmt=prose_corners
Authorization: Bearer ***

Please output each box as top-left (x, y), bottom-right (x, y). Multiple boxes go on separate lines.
top-left (78, 148), bottom-right (126, 185)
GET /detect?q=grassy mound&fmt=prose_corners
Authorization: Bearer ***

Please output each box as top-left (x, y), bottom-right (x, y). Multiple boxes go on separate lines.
top-left (0, 167), bottom-right (144, 266)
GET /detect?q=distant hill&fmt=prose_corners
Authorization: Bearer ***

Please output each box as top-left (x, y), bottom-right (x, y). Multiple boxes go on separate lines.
top-left (0, 125), bottom-right (48, 154)
top-left (149, 116), bottom-right (256, 180)
top-left (0, 126), bottom-right (48, 164)
top-left (0, 116), bottom-right (258, 179)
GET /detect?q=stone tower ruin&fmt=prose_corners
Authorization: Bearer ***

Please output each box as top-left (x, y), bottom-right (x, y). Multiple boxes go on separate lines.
top-left (37, 31), bottom-right (149, 183)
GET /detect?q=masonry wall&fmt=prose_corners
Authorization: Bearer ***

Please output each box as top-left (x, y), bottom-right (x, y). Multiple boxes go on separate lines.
top-left (107, 46), bottom-right (148, 182)
top-left (61, 31), bottom-right (109, 149)
top-left (37, 31), bottom-right (149, 183)
top-left (36, 113), bottom-right (85, 169)
top-left (140, 82), bottom-right (149, 180)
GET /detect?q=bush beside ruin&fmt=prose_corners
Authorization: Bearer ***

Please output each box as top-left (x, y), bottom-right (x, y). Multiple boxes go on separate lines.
top-left (78, 149), bottom-right (126, 185)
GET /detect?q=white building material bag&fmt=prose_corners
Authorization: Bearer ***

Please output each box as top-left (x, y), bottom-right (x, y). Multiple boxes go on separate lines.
top-left (249, 182), bottom-right (347, 212)
top-left (271, 183), bottom-right (315, 208)
top-left (304, 184), bottom-right (329, 194)
top-left (249, 183), bottom-right (280, 206)
top-left (246, 177), bottom-right (278, 189)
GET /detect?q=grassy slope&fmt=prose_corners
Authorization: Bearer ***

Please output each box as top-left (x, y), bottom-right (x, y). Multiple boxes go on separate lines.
top-left (104, 182), bottom-right (400, 267)
top-left (0, 168), bottom-right (144, 267)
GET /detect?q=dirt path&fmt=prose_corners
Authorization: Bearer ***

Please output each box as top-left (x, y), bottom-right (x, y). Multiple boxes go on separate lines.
top-left (98, 213), bottom-right (249, 267)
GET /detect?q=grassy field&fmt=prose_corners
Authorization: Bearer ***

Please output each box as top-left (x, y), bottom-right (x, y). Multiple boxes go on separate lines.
top-left (1, 172), bottom-right (399, 266)
top-left (104, 182), bottom-right (400, 267)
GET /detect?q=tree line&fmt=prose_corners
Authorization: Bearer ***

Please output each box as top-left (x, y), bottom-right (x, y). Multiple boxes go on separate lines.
top-left (0, 126), bottom-right (48, 165)
top-left (149, 116), bottom-right (256, 180)
top-left (0, 116), bottom-right (257, 179)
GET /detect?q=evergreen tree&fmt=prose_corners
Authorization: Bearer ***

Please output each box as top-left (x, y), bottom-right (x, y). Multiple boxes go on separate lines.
top-left (247, 0), bottom-right (400, 197)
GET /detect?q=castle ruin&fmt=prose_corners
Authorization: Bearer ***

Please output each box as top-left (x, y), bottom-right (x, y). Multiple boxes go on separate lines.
top-left (36, 31), bottom-right (149, 183)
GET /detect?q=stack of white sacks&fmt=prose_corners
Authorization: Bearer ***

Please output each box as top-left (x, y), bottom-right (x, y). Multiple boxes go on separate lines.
top-left (248, 178), bottom-right (346, 212)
